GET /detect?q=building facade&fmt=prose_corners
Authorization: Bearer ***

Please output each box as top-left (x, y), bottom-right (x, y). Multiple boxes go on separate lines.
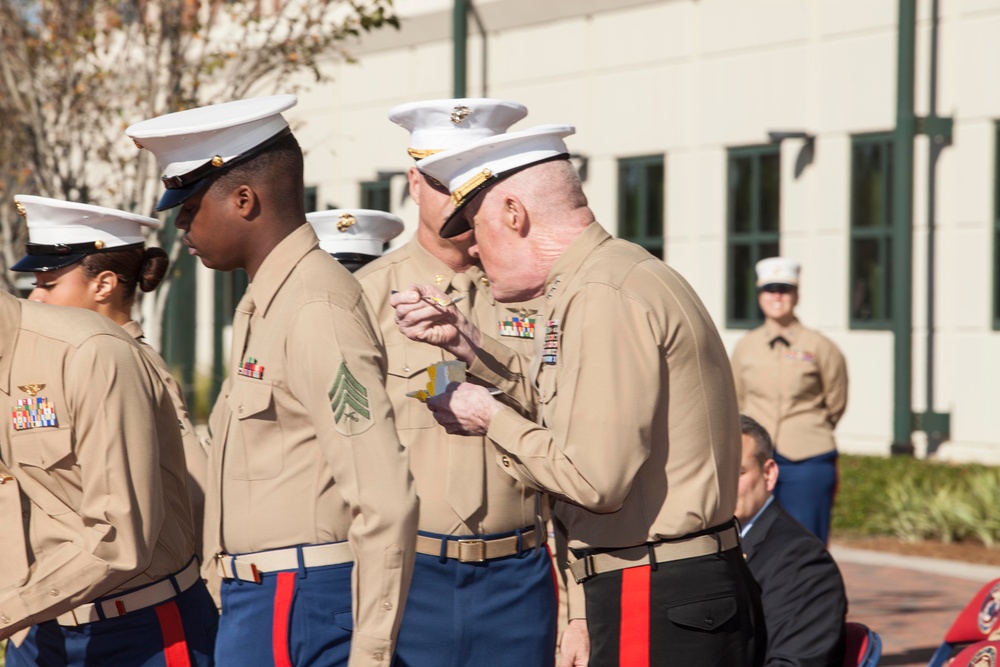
top-left (183, 0), bottom-right (1000, 462)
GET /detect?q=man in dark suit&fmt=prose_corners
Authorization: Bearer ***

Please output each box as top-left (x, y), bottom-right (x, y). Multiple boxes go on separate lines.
top-left (738, 415), bottom-right (848, 667)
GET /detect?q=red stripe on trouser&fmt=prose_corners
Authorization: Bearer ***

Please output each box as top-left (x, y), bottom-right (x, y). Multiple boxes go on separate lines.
top-left (273, 572), bottom-right (296, 667)
top-left (154, 601), bottom-right (191, 667)
top-left (619, 565), bottom-right (651, 667)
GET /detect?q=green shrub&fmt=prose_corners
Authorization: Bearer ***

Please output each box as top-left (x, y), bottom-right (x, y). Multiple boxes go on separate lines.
top-left (833, 454), bottom-right (1000, 547)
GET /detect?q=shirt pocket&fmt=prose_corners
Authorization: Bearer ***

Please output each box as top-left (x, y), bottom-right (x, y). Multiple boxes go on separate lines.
top-left (384, 340), bottom-right (443, 431)
top-left (10, 428), bottom-right (76, 516)
top-left (225, 378), bottom-right (283, 481)
top-left (0, 473), bottom-right (30, 589)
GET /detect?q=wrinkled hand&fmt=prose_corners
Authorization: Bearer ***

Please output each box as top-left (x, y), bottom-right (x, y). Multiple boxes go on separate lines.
top-left (559, 619), bottom-right (590, 667)
top-left (425, 382), bottom-right (503, 436)
top-left (389, 285), bottom-right (479, 363)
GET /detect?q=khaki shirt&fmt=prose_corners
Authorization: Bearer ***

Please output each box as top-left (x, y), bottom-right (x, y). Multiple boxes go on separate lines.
top-left (731, 320), bottom-right (848, 461)
top-left (470, 223), bottom-right (741, 550)
top-left (0, 293), bottom-right (194, 640)
top-left (204, 224), bottom-right (417, 665)
top-left (356, 238), bottom-right (541, 535)
top-left (123, 321), bottom-right (207, 557)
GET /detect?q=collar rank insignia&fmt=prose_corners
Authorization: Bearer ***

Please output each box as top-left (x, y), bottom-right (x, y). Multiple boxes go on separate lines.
top-left (11, 395), bottom-right (58, 431)
top-left (499, 315), bottom-right (536, 339)
top-left (329, 361), bottom-right (374, 436)
top-left (542, 319), bottom-right (560, 365)
top-left (238, 357), bottom-right (265, 380)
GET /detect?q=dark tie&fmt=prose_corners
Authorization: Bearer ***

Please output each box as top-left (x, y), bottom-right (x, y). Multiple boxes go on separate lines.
top-left (769, 334), bottom-right (790, 349)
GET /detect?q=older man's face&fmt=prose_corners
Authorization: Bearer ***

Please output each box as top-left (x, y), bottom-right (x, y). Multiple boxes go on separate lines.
top-left (735, 433), bottom-right (778, 525)
top-left (463, 189), bottom-right (544, 302)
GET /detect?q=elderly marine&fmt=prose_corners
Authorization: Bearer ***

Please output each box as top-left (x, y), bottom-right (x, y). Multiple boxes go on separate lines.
top-left (390, 124), bottom-right (765, 666)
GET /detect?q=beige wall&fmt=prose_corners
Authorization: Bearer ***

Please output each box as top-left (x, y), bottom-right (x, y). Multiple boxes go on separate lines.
top-left (286, 0), bottom-right (1000, 462)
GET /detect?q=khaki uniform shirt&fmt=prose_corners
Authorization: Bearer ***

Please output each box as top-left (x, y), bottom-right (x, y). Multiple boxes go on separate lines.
top-left (204, 224), bottom-right (417, 665)
top-left (123, 321), bottom-right (207, 557)
top-left (356, 238), bottom-right (542, 535)
top-left (731, 320), bottom-right (848, 461)
top-left (469, 223), bottom-right (741, 551)
top-left (0, 293), bottom-right (194, 641)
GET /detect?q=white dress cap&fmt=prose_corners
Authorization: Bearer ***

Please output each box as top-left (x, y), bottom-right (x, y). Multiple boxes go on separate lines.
top-left (755, 257), bottom-right (801, 287)
top-left (306, 208), bottom-right (404, 262)
top-left (416, 123), bottom-right (576, 238)
top-left (125, 95), bottom-right (297, 211)
top-left (388, 98), bottom-right (528, 159)
top-left (11, 194), bottom-right (160, 272)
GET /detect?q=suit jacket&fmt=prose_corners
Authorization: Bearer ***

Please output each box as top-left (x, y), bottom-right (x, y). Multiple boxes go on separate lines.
top-left (743, 499), bottom-right (848, 667)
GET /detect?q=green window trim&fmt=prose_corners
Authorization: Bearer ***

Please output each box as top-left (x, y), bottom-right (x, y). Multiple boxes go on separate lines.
top-left (849, 132), bottom-right (895, 330)
top-left (304, 186), bottom-right (318, 213)
top-left (726, 144), bottom-right (781, 329)
top-left (994, 121), bottom-right (1000, 330)
top-left (360, 179), bottom-right (392, 212)
top-left (617, 154), bottom-right (665, 258)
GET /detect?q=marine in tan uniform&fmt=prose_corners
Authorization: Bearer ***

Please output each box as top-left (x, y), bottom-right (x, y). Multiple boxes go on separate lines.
top-left (731, 257), bottom-right (848, 544)
top-left (307, 208), bottom-right (404, 273)
top-left (355, 98), bottom-right (558, 666)
top-left (126, 94), bottom-right (417, 667)
top-left (391, 124), bottom-right (765, 666)
top-left (11, 195), bottom-right (208, 559)
top-left (0, 289), bottom-right (217, 666)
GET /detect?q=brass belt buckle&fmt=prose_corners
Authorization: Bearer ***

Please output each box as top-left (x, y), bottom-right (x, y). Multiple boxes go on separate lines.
top-left (457, 539), bottom-right (485, 563)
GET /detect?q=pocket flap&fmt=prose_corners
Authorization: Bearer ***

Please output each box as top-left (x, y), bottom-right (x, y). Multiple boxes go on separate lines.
top-left (667, 595), bottom-right (737, 632)
top-left (385, 340), bottom-right (444, 380)
top-left (226, 379), bottom-right (274, 420)
top-left (11, 428), bottom-right (74, 470)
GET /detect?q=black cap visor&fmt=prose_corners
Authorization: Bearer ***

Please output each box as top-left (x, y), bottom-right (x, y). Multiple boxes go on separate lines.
top-left (437, 153), bottom-right (570, 239)
top-left (155, 177), bottom-right (211, 211)
top-left (11, 241), bottom-right (145, 273)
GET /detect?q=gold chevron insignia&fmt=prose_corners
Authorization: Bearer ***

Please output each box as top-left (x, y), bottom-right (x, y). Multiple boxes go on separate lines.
top-left (329, 362), bottom-right (370, 424)
top-left (18, 384), bottom-right (45, 397)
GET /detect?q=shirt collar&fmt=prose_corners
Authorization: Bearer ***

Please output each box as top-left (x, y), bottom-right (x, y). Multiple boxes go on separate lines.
top-left (248, 223), bottom-right (319, 316)
top-left (407, 238), bottom-right (474, 293)
top-left (740, 495), bottom-right (775, 539)
top-left (121, 320), bottom-right (144, 341)
top-left (0, 292), bottom-right (20, 396)
top-left (543, 221), bottom-right (609, 302)
top-left (764, 318), bottom-right (800, 342)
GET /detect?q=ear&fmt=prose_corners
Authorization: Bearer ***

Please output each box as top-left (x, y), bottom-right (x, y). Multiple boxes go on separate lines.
top-left (92, 270), bottom-right (118, 303)
top-left (408, 167), bottom-right (422, 206)
top-left (763, 458), bottom-right (779, 494)
top-left (500, 194), bottom-right (529, 236)
top-left (233, 185), bottom-right (260, 220)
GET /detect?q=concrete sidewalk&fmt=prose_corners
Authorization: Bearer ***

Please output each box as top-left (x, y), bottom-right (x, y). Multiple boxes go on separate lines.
top-left (831, 546), bottom-right (1000, 667)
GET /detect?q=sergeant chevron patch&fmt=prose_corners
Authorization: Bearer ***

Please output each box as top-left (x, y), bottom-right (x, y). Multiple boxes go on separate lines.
top-left (329, 361), bottom-right (373, 435)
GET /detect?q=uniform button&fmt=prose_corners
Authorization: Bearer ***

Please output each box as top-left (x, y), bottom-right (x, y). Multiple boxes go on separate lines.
top-left (224, 393), bottom-right (229, 399)
top-left (0, 613), bottom-right (9, 624)
top-left (49, 588), bottom-right (59, 597)
top-left (402, 365), bottom-right (410, 373)
top-left (374, 652), bottom-right (384, 662)
top-left (383, 601), bottom-right (392, 610)
top-left (501, 456), bottom-right (510, 468)
top-left (704, 615), bottom-right (715, 627)
top-left (238, 405), bottom-right (244, 414)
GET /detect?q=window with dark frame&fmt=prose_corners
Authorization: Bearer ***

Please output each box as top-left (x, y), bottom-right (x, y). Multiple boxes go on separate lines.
top-left (994, 122), bottom-right (1000, 330)
top-left (849, 132), bottom-right (894, 329)
top-left (617, 155), bottom-right (665, 258)
top-left (726, 144), bottom-right (781, 329)
top-left (360, 179), bottom-right (391, 212)
top-left (304, 186), bottom-right (318, 213)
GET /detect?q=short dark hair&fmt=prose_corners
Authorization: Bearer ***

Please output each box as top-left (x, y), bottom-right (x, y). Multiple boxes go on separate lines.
top-left (211, 132), bottom-right (305, 203)
top-left (739, 414), bottom-right (774, 468)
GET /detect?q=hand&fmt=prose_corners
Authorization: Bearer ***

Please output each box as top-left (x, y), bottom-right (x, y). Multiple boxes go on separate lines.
top-left (426, 382), bottom-right (503, 436)
top-left (389, 285), bottom-right (480, 363)
top-left (559, 619), bottom-right (590, 667)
